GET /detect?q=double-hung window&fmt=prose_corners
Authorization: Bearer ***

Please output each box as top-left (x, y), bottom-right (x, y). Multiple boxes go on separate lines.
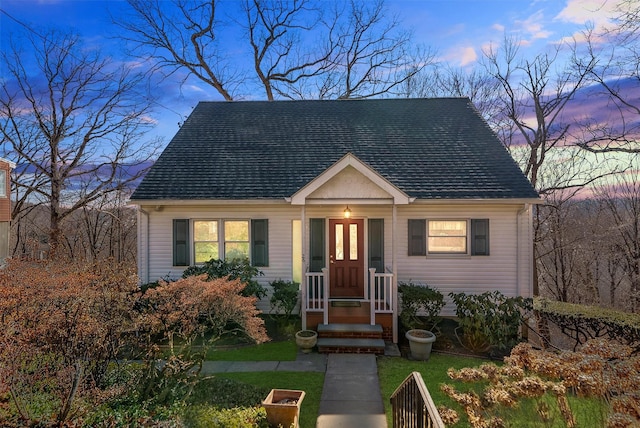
top-left (428, 220), bottom-right (467, 254)
top-left (408, 218), bottom-right (489, 256)
top-left (174, 219), bottom-right (268, 266)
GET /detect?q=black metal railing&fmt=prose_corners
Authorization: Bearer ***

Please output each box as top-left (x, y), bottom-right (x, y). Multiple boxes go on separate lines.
top-left (390, 371), bottom-right (444, 428)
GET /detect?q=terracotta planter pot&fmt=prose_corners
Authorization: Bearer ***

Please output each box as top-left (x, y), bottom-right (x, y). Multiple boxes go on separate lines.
top-left (262, 389), bottom-right (305, 428)
top-left (406, 329), bottom-right (436, 360)
top-left (295, 330), bottom-right (317, 353)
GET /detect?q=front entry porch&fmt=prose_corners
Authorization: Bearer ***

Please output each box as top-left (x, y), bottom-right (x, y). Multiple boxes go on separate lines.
top-left (302, 268), bottom-right (397, 347)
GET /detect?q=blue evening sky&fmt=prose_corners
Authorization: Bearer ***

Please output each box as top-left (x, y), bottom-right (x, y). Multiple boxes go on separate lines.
top-left (0, 0), bottom-right (620, 143)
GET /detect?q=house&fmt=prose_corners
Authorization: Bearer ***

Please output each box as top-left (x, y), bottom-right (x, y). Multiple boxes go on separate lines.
top-left (130, 98), bottom-right (540, 347)
top-left (0, 157), bottom-right (15, 261)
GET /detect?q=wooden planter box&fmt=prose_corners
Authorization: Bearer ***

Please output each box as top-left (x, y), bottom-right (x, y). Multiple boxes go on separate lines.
top-left (262, 389), bottom-right (305, 428)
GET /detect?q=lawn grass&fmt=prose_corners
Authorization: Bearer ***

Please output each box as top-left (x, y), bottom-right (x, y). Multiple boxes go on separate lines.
top-left (207, 339), bottom-right (297, 361)
top-left (378, 353), bottom-right (487, 427)
top-left (218, 371), bottom-right (324, 428)
top-left (378, 352), bottom-right (609, 427)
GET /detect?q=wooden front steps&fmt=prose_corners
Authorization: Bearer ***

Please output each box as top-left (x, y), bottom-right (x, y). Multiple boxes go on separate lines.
top-left (316, 323), bottom-right (385, 355)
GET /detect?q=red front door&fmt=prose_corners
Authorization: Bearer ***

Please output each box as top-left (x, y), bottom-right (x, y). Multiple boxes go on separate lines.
top-left (329, 218), bottom-right (364, 298)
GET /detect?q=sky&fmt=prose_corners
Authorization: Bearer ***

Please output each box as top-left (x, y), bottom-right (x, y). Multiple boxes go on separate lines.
top-left (0, 0), bottom-right (623, 143)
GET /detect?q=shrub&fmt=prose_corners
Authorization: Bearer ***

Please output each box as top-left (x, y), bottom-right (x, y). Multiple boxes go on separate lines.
top-left (135, 275), bottom-right (269, 404)
top-left (441, 339), bottom-right (639, 427)
top-left (534, 297), bottom-right (640, 352)
top-left (398, 282), bottom-right (445, 331)
top-left (0, 259), bottom-right (139, 426)
top-left (185, 406), bottom-right (268, 428)
top-left (183, 258), bottom-right (267, 299)
top-left (269, 279), bottom-right (300, 320)
top-left (449, 291), bottom-right (532, 354)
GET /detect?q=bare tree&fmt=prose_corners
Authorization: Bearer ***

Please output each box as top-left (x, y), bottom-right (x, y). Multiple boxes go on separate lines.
top-left (116, 0), bottom-right (432, 100)
top-left (481, 36), bottom-right (601, 193)
top-left (314, 0), bottom-right (434, 99)
top-left (0, 29), bottom-right (159, 257)
top-left (60, 190), bottom-right (137, 263)
top-left (570, 1), bottom-right (640, 154)
top-left (594, 165), bottom-right (640, 311)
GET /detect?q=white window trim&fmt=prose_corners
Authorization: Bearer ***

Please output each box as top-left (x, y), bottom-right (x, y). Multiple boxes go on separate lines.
top-left (192, 219), bottom-right (251, 264)
top-left (427, 218), bottom-right (470, 256)
top-left (0, 170), bottom-right (6, 197)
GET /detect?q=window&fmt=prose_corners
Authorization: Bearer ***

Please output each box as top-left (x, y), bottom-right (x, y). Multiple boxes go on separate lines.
top-left (224, 220), bottom-right (249, 261)
top-left (173, 219), bottom-right (269, 266)
top-left (408, 218), bottom-right (490, 256)
top-left (194, 220), bottom-right (219, 263)
top-left (428, 220), bottom-right (467, 254)
top-left (0, 170), bottom-right (6, 197)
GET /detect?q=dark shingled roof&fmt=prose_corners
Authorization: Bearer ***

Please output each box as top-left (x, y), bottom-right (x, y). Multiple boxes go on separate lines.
top-left (131, 98), bottom-right (538, 201)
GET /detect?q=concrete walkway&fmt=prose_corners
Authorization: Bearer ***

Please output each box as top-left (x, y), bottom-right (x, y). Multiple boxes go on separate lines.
top-left (316, 354), bottom-right (387, 428)
top-left (200, 351), bottom-right (388, 428)
top-left (200, 351), bottom-right (327, 374)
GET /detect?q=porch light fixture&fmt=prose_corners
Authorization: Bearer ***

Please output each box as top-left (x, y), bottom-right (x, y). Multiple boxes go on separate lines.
top-left (343, 206), bottom-right (351, 218)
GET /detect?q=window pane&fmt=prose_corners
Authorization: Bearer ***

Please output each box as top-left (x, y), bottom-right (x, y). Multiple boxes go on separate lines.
top-left (194, 220), bottom-right (217, 241)
top-left (0, 170), bottom-right (6, 197)
top-left (195, 242), bottom-right (219, 263)
top-left (349, 224), bottom-right (358, 260)
top-left (428, 237), bottom-right (467, 253)
top-left (225, 242), bottom-right (249, 260)
top-left (429, 220), bottom-right (466, 236)
top-left (335, 224), bottom-right (344, 260)
top-left (225, 221), bottom-right (249, 241)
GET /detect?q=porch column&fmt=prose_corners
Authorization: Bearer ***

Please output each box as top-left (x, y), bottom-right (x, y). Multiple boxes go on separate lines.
top-left (301, 205), bottom-right (306, 330)
top-left (392, 204), bottom-right (398, 343)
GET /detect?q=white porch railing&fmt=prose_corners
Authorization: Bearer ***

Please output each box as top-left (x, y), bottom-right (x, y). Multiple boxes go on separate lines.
top-left (303, 268), bottom-right (329, 327)
top-left (302, 267), bottom-right (395, 328)
top-left (369, 268), bottom-right (395, 326)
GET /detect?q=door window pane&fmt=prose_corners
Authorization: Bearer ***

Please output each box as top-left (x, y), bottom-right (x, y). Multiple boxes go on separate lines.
top-left (335, 224), bottom-right (344, 260)
top-left (349, 223), bottom-right (358, 260)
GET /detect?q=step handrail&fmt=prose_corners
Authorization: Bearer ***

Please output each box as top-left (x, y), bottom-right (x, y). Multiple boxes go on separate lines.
top-left (390, 371), bottom-right (445, 428)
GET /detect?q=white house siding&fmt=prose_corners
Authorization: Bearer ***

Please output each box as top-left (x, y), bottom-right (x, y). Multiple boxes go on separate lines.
top-left (136, 201), bottom-right (533, 315)
top-left (395, 203), bottom-right (533, 316)
top-left (138, 203), bottom-right (305, 313)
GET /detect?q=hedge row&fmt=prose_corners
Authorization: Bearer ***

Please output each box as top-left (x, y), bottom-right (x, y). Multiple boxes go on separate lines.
top-left (535, 297), bottom-right (640, 353)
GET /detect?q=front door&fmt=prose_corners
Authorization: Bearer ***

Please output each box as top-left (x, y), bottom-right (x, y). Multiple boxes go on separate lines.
top-left (329, 218), bottom-right (364, 298)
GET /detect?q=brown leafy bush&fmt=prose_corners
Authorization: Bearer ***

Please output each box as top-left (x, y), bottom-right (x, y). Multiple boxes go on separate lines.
top-left (0, 258), bottom-right (139, 426)
top-left (135, 275), bottom-right (269, 403)
top-left (441, 339), bottom-right (640, 427)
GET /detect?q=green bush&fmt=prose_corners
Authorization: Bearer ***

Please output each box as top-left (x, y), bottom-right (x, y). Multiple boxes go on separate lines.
top-left (398, 282), bottom-right (445, 331)
top-left (184, 406), bottom-right (268, 428)
top-left (449, 291), bottom-right (532, 354)
top-left (182, 258), bottom-right (267, 299)
top-left (535, 297), bottom-right (640, 352)
top-left (269, 279), bottom-right (300, 320)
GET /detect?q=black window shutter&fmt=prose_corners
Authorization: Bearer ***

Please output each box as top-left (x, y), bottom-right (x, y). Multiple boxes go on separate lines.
top-left (408, 219), bottom-right (426, 256)
top-left (173, 219), bottom-right (190, 266)
top-left (251, 219), bottom-right (269, 267)
top-left (368, 219), bottom-right (385, 273)
top-left (471, 219), bottom-right (490, 256)
top-left (309, 218), bottom-right (325, 272)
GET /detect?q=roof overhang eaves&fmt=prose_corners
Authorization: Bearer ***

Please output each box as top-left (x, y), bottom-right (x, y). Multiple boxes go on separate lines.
top-left (410, 197), bottom-right (543, 205)
top-left (129, 198), bottom-right (289, 207)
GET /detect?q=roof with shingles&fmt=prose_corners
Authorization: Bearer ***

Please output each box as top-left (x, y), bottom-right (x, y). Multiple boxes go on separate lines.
top-left (130, 98), bottom-right (539, 201)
